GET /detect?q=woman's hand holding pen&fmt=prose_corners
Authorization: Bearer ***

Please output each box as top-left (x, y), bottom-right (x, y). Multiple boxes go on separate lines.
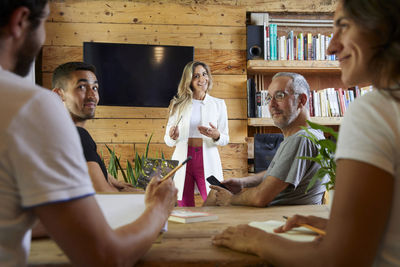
top-left (169, 126), bottom-right (179, 140)
top-left (274, 215), bottom-right (327, 234)
top-left (198, 122), bottom-right (220, 141)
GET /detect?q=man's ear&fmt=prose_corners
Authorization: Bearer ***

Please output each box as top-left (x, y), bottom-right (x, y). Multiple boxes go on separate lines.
top-left (8, 6), bottom-right (31, 39)
top-left (298, 93), bottom-right (308, 108)
top-left (52, 88), bottom-right (66, 101)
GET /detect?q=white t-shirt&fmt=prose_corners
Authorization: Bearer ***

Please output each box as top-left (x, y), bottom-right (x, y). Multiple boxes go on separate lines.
top-left (0, 67), bottom-right (95, 266)
top-left (189, 99), bottom-right (203, 138)
top-left (335, 89), bottom-right (400, 266)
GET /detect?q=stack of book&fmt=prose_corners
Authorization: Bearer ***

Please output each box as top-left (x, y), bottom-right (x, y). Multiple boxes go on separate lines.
top-left (309, 85), bottom-right (373, 117)
top-left (263, 25), bottom-right (335, 61)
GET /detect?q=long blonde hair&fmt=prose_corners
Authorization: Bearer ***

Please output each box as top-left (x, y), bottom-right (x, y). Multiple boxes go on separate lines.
top-left (167, 61), bottom-right (213, 118)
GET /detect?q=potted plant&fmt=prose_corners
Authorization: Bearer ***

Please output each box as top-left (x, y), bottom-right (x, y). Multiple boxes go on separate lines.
top-left (104, 134), bottom-right (178, 189)
top-left (298, 120), bottom-right (338, 205)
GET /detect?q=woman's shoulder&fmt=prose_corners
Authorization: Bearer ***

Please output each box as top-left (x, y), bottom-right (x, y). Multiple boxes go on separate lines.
top-left (348, 89), bottom-right (398, 118)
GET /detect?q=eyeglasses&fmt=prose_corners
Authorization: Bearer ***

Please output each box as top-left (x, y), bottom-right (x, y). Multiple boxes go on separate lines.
top-left (266, 91), bottom-right (288, 104)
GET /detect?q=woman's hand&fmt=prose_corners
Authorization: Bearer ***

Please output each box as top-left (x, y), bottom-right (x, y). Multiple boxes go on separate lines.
top-left (274, 215), bottom-right (328, 233)
top-left (169, 126), bottom-right (179, 140)
top-left (198, 122), bottom-right (220, 141)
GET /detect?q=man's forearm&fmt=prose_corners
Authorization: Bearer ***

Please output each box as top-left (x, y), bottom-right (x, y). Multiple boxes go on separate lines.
top-left (230, 175), bottom-right (288, 207)
top-left (241, 171), bottom-right (266, 188)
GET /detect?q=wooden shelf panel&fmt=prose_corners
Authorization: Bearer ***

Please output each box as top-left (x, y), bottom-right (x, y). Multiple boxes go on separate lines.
top-left (247, 60), bottom-right (341, 74)
top-left (248, 117), bottom-right (342, 127)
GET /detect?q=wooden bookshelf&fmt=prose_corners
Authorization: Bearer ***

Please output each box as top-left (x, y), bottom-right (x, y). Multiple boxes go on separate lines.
top-left (247, 60), bottom-right (341, 74)
top-left (248, 117), bottom-right (342, 127)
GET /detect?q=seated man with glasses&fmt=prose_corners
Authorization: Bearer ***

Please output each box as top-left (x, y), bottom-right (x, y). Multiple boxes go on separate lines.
top-left (206, 72), bottom-right (328, 207)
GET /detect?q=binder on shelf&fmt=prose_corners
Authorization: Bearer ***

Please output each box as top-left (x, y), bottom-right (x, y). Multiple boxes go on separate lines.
top-left (247, 78), bottom-right (256, 118)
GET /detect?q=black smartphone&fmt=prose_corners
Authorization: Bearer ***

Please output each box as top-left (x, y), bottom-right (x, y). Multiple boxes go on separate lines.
top-left (206, 175), bottom-right (228, 190)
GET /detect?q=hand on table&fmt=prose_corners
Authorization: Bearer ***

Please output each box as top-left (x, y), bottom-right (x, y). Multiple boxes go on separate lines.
top-left (109, 177), bottom-right (144, 192)
top-left (212, 224), bottom-right (265, 255)
top-left (209, 185), bottom-right (233, 206)
top-left (273, 215), bottom-right (328, 233)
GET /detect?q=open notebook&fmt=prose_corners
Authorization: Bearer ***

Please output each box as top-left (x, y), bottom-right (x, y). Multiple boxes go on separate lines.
top-left (94, 193), bottom-right (167, 233)
top-left (249, 220), bottom-right (318, 242)
top-left (95, 194), bottom-right (146, 229)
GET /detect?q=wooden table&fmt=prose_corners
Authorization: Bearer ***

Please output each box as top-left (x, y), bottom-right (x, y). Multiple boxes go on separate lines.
top-left (28, 205), bottom-right (329, 266)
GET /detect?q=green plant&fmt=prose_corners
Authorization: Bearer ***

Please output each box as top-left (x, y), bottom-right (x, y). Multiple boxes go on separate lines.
top-left (299, 120), bottom-right (338, 192)
top-left (104, 133), bottom-right (178, 189)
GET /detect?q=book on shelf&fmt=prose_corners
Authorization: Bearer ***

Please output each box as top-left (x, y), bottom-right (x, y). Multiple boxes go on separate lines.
top-left (168, 210), bottom-right (218, 224)
top-left (255, 90), bottom-right (262, 118)
top-left (247, 78), bottom-right (256, 118)
top-left (249, 220), bottom-right (318, 242)
top-left (307, 86), bottom-right (374, 118)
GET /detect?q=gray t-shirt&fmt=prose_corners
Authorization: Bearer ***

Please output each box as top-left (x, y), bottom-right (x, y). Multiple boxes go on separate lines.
top-left (266, 128), bottom-right (328, 206)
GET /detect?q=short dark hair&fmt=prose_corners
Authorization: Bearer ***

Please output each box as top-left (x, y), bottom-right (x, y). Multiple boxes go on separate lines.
top-left (0, 0), bottom-right (48, 30)
top-left (342, 0), bottom-right (400, 90)
top-left (52, 62), bottom-right (96, 89)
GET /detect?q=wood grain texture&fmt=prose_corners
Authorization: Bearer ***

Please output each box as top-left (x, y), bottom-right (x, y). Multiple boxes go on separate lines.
top-left (85, 119), bottom-right (247, 143)
top-left (51, 0), bottom-right (337, 12)
top-left (42, 46), bottom-right (246, 75)
top-left (98, 143), bottom-right (248, 171)
top-left (44, 22), bottom-right (245, 50)
top-left (48, 1), bottom-right (245, 26)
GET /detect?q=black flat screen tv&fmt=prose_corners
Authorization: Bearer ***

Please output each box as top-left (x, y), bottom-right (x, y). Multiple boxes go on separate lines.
top-left (83, 42), bottom-right (194, 107)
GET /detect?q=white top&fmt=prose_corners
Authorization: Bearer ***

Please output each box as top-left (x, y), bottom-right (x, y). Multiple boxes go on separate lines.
top-left (189, 99), bottom-right (203, 138)
top-left (335, 89), bottom-right (400, 266)
top-left (164, 94), bottom-right (229, 200)
top-left (0, 67), bottom-right (95, 266)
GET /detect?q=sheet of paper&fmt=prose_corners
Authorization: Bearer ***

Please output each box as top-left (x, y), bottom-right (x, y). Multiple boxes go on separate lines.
top-left (249, 220), bottom-right (318, 242)
top-left (95, 194), bottom-right (146, 229)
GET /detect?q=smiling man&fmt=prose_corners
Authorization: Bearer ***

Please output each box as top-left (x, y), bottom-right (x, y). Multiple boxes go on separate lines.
top-left (207, 72), bottom-right (328, 207)
top-left (52, 62), bottom-right (138, 192)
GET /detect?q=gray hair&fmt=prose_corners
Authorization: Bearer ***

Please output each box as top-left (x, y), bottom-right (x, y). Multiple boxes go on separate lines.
top-left (272, 72), bottom-right (310, 110)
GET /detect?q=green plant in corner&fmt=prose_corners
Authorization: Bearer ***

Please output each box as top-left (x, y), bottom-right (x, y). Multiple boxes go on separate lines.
top-left (298, 120), bottom-right (338, 192)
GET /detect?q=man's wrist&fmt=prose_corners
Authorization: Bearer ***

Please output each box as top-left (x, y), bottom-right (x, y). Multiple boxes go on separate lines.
top-left (213, 134), bottom-right (220, 142)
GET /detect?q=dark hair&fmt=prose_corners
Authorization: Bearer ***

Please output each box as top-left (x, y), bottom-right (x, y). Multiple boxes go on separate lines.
top-left (342, 0), bottom-right (400, 90)
top-left (0, 0), bottom-right (48, 30)
top-left (52, 62), bottom-right (97, 89)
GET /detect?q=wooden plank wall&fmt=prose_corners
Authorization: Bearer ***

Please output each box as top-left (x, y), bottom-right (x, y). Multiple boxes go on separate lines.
top-left (41, 0), bottom-right (337, 179)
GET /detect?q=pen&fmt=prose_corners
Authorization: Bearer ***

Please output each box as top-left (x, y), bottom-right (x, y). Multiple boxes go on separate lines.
top-left (160, 156), bottom-right (192, 183)
top-left (283, 216), bottom-right (326, 236)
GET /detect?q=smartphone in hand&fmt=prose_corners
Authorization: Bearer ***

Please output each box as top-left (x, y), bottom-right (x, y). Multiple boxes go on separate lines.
top-left (206, 175), bottom-right (228, 190)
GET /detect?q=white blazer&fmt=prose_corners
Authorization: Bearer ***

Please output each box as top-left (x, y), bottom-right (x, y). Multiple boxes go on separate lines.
top-left (164, 94), bottom-right (229, 200)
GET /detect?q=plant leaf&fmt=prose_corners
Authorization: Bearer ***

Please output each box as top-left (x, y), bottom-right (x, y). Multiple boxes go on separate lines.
top-left (144, 133), bottom-right (153, 158)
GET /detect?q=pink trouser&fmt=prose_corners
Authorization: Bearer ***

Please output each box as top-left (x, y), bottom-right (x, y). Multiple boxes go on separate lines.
top-left (178, 146), bottom-right (208, 207)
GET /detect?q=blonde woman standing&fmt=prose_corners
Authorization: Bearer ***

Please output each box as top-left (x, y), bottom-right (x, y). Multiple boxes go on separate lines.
top-left (164, 61), bottom-right (229, 207)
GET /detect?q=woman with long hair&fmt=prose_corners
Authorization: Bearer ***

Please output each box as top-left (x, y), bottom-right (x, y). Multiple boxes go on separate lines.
top-left (164, 61), bottom-right (229, 207)
top-left (213, 0), bottom-right (400, 265)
